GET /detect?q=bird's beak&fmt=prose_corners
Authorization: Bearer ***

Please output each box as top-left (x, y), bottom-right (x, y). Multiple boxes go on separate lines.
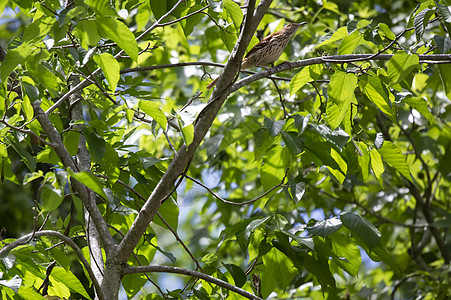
top-left (298, 22), bottom-right (308, 26)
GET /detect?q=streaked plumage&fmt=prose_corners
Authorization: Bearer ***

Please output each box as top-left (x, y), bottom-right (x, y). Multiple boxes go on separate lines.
top-left (207, 22), bottom-right (307, 89)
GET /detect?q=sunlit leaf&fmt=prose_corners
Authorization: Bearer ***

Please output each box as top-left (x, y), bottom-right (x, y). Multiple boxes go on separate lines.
top-left (377, 141), bottom-right (413, 182)
top-left (388, 51), bottom-right (419, 84)
top-left (94, 53), bottom-right (120, 91)
top-left (96, 17), bottom-right (138, 61)
top-left (68, 170), bottom-right (108, 199)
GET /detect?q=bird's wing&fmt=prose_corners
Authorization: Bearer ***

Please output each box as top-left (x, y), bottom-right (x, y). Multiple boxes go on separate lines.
top-left (244, 33), bottom-right (273, 59)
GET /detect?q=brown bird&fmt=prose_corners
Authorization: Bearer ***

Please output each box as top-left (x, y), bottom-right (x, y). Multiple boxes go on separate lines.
top-left (206, 22), bottom-right (307, 89)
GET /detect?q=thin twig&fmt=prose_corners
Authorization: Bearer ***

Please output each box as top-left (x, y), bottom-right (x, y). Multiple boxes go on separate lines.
top-left (123, 265), bottom-right (263, 300)
top-left (184, 168), bottom-right (289, 206)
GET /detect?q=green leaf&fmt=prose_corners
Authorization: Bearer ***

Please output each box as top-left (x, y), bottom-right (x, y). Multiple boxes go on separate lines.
top-left (437, 3), bottom-right (451, 23)
top-left (290, 67), bottom-right (312, 96)
top-left (300, 251), bottom-right (336, 289)
top-left (260, 145), bottom-right (290, 191)
top-left (138, 100), bottom-right (167, 130)
top-left (219, 127), bottom-right (253, 151)
top-left (150, 0), bottom-right (167, 19)
top-left (77, 20), bottom-right (101, 49)
top-left (328, 71), bottom-right (357, 108)
top-left (433, 35), bottom-right (451, 53)
top-left (369, 149), bottom-right (384, 185)
top-left (310, 125), bottom-right (350, 148)
top-left (307, 217), bottom-right (342, 237)
top-left (154, 199), bottom-right (179, 230)
top-left (181, 4), bottom-right (205, 37)
top-left (68, 170), bottom-right (108, 199)
top-left (289, 181), bottom-right (305, 202)
top-left (63, 131), bottom-right (81, 156)
top-left (372, 246), bottom-right (400, 276)
top-left (403, 96), bottom-right (434, 123)
top-left (17, 286), bottom-right (46, 300)
top-left (290, 64), bottom-right (323, 96)
top-left (378, 23), bottom-right (396, 40)
top-left (293, 114), bottom-right (310, 134)
top-left (340, 212), bottom-right (381, 249)
top-left (121, 272), bottom-right (146, 298)
top-left (264, 117), bottom-right (285, 137)
top-left (317, 26), bottom-right (347, 47)
top-left (360, 75), bottom-right (397, 122)
top-left (6, 134), bottom-right (36, 172)
top-left (338, 31), bottom-right (365, 54)
top-left (223, 263), bottom-right (246, 288)
top-left (387, 51), bottom-right (419, 84)
top-left (85, 130), bottom-right (106, 162)
top-left (437, 64), bottom-right (451, 101)
top-left (261, 248), bottom-right (297, 291)
top-left (85, 0), bottom-right (117, 16)
top-left (0, 44), bottom-right (33, 82)
top-left (414, 8), bottom-right (435, 42)
top-left (181, 124), bottom-right (194, 147)
top-left (22, 81), bottom-right (39, 102)
top-left (329, 232), bottom-right (361, 276)
top-left (41, 184), bottom-right (64, 212)
top-left (22, 16), bottom-right (54, 44)
top-left (281, 130), bottom-right (303, 155)
top-left (357, 141), bottom-right (370, 181)
top-left (61, 6), bottom-right (85, 25)
top-left (253, 128), bottom-right (273, 161)
top-left (326, 71), bottom-right (357, 129)
top-left (96, 17), bottom-right (138, 62)
top-left (377, 141), bottom-right (413, 182)
top-left (222, 0), bottom-right (243, 29)
top-left (94, 53), bottom-right (120, 91)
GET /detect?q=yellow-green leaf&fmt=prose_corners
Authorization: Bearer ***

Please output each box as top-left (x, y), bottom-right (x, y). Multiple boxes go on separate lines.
top-left (338, 31), bottom-right (365, 54)
top-left (370, 149), bottom-right (384, 186)
top-left (377, 141), bottom-right (413, 182)
top-left (388, 51), bottom-right (419, 84)
top-left (260, 145), bottom-right (290, 191)
top-left (77, 20), bottom-right (101, 49)
top-left (317, 26), bottom-right (347, 47)
top-left (138, 100), bottom-right (167, 130)
top-left (360, 75), bottom-right (397, 122)
top-left (290, 67), bottom-right (312, 96)
top-left (94, 53), bottom-right (120, 91)
top-left (96, 16), bottom-right (138, 62)
top-left (0, 44), bottom-right (33, 82)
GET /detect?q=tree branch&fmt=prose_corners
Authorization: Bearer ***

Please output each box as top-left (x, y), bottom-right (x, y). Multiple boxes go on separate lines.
top-left (0, 230), bottom-right (104, 300)
top-left (114, 0), bottom-right (271, 263)
top-left (31, 102), bottom-right (115, 255)
top-left (184, 168), bottom-right (288, 206)
top-left (230, 54), bottom-right (451, 92)
top-left (123, 265), bottom-right (262, 300)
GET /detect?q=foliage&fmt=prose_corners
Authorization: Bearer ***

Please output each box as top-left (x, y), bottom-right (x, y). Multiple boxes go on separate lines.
top-left (0, 0), bottom-right (451, 299)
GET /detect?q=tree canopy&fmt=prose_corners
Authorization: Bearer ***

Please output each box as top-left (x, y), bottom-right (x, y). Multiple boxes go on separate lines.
top-left (0, 0), bottom-right (451, 299)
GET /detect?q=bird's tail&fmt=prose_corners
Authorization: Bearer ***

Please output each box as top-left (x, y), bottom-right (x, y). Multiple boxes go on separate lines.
top-left (206, 77), bottom-right (219, 89)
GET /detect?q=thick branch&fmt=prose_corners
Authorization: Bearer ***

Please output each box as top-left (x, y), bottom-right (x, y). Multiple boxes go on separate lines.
top-left (31, 102), bottom-right (115, 254)
top-left (123, 265), bottom-right (262, 300)
top-left (0, 230), bottom-right (104, 300)
top-left (114, 0), bottom-right (272, 262)
top-left (230, 54), bottom-right (451, 91)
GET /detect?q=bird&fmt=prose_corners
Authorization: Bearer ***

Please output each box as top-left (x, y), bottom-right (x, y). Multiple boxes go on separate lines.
top-left (206, 22), bottom-right (307, 89)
